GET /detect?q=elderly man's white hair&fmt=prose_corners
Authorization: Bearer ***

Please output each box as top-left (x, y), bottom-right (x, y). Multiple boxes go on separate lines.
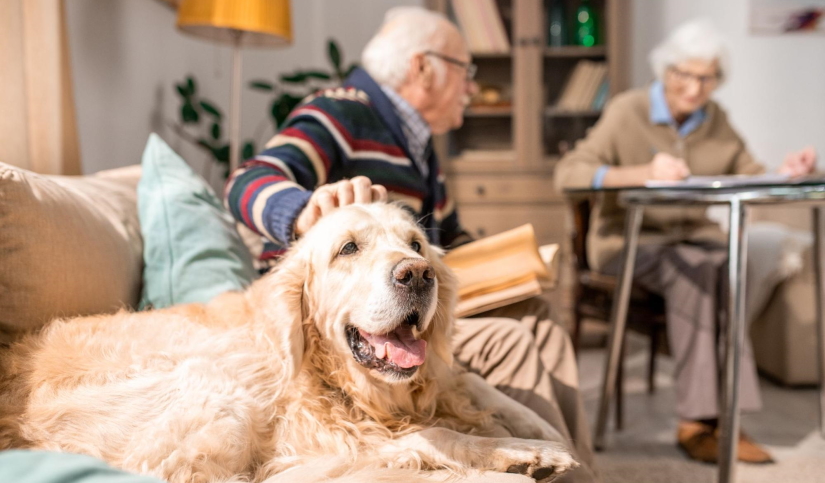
top-left (649, 19), bottom-right (730, 84)
top-left (361, 7), bottom-right (454, 89)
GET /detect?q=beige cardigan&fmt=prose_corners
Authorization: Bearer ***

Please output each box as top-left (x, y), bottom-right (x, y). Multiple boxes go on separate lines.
top-left (554, 87), bottom-right (765, 271)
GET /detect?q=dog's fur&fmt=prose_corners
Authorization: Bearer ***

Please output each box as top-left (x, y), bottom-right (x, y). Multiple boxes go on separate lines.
top-left (0, 203), bottom-right (576, 482)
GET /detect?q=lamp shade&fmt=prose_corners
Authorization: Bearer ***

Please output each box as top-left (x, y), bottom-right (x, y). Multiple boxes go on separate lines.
top-left (176, 0), bottom-right (292, 47)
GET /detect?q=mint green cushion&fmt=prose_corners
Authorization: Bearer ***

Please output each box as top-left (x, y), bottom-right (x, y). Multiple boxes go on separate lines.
top-left (138, 134), bottom-right (256, 309)
top-left (0, 450), bottom-right (165, 483)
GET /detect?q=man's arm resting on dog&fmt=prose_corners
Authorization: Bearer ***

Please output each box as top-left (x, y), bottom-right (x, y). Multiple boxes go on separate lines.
top-left (225, 102), bottom-right (389, 244)
top-left (225, 114), bottom-right (332, 245)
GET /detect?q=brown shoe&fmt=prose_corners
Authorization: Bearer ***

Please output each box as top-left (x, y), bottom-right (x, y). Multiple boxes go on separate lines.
top-left (678, 421), bottom-right (719, 463)
top-left (736, 430), bottom-right (774, 464)
top-left (676, 421), bottom-right (775, 464)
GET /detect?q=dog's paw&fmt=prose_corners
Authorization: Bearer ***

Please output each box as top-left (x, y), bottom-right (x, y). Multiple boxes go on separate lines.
top-left (492, 438), bottom-right (578, 482)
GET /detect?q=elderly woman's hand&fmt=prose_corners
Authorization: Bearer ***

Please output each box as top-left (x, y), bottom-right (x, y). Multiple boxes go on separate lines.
top-left (648, 152), bottom-right (691, 181)
top-left (778, 146), bottom-right (817, 178)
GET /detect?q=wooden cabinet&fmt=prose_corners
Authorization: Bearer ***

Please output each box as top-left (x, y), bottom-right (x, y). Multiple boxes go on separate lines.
top-left (427, 0), bottom-right (629, 247)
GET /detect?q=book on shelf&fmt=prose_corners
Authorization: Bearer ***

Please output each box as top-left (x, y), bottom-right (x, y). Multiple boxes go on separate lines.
top-left (591, 79), bottom-right (610, 110)
top-left (443, 224), bottom-right (559, 317)
top-left (555, 60), bottom-right (607, 112)
top-left (451, 0), bottom-right (510, 54)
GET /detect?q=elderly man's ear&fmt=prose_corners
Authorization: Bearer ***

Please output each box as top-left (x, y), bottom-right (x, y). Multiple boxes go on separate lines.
top-left (409, 53), bottom-right (435, 90)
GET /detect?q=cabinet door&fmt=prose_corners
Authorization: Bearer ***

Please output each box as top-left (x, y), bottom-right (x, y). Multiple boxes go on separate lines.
top-left (449, 174), bottom-right (561, 203)
top-left (458, 204), bottom-right (568, 246)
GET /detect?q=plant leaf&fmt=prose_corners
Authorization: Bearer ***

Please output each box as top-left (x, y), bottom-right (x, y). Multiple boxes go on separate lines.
top-left (344, 63), bottom-right (358, 78)
top-left (280, 72), bottom-right (308, 84)
top-left (271, 93), bottom-right (304, 128)
top-left (196, 138), bottom-right (212, 150)
top-left (211, 122), bottom-right (221, 140)
top-left (328, 39), bottom-right (342, 71)
top-left (213, 144), bottom-right (230, 163)
top-left (242, 141), bottom-right (255, 160)
top-left (175, 84), bottom-right (189, 98)
top-left (181, 102), bottom-right (199, 123)
top-left (186, 76), bottom-right (196, 95)
top-left (200, 100), bottom-right (222, 119)
top-left (249, 80), bottom-right (274, 91)
top-left (304, 70), bottom-right (332, 81)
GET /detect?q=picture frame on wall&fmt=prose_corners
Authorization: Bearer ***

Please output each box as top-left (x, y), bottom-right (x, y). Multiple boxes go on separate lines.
top-left (750, 0), bottom-right (825, 35)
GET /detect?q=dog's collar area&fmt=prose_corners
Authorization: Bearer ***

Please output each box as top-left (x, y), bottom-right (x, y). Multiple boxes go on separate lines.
top-left (346, 325), bottom-right (420, 379)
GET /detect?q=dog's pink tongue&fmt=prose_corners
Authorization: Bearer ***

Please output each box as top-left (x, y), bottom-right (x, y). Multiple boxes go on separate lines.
top-left (360, 326), bottom-right (427, 368)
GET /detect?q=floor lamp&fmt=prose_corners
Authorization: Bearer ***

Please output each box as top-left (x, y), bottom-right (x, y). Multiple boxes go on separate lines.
top-left (176, 0), bottom-right (292, 172)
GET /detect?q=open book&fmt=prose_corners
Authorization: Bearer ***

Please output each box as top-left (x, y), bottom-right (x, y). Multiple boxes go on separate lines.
top-left (443, 224), bottom-right (559, 317)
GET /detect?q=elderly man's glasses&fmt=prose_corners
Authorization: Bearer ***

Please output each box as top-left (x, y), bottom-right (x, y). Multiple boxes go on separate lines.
top-left (424, 51), bottom-right (477, 82)
top-left (667, 66), bottom-right (721, 89)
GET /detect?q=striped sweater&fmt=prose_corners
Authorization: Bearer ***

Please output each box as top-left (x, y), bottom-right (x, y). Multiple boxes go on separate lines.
top-left (225, 68), bottom-right (470, 262)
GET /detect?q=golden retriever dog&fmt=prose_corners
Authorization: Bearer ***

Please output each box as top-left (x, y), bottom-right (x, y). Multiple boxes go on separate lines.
top-left (0, 203), bottom-right (576, 483)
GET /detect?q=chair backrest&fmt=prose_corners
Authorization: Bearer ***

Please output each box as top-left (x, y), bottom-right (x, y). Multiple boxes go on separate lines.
top-left (569, 195), bottom-right (594, 272)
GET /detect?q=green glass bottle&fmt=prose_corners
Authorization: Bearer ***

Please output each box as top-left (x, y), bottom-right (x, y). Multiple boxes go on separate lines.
top-left (575, 0), bottom-right (598, 47)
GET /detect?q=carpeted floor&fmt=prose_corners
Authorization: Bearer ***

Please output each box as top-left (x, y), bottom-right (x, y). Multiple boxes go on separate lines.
top-left (577, 325), bottom-right (825, 483)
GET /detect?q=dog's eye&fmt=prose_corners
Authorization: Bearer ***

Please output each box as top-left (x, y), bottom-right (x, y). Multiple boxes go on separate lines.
top-left (339, 241), bottom-right (358, 256)
top-left (410, 240), bottom-right (421, 253)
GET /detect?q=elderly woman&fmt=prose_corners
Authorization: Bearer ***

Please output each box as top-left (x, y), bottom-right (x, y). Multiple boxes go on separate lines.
top-left (555, 19), bottom-right (816, 464)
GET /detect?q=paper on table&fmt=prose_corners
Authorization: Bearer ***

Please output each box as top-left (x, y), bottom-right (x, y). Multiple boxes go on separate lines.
top-left (645, 173), bottom-right (790, 188)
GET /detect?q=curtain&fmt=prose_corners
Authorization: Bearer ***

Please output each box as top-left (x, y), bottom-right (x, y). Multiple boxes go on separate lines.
top-left (0, 0), bottom-right (81, 175)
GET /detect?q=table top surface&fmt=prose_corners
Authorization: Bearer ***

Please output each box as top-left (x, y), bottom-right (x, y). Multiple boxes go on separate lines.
top-left (564, 174), bottom-right (825, 194)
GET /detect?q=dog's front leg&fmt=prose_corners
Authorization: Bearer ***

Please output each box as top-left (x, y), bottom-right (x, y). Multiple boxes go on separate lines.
top-left (459, 372), bottom-right (567, 444)
top-left (379, 427), bottom-right (577, 482)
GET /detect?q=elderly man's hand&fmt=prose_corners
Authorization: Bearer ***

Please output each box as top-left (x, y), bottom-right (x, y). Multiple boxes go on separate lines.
top-left (294, 176), bottom-right (388, 237)
top-left (648, 152), bottom-right (691, 181)
top-left (778, 146), bottom-right (817, 178)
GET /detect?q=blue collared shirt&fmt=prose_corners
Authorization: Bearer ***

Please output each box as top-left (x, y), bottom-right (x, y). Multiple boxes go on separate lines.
top-left (592, 81), bottom-right (708, 188)
top-left (380, 85), bottom-right (431, 177)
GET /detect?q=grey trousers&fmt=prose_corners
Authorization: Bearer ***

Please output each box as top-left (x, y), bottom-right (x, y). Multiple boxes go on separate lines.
top-left (453, 297), bottom-right (598, 483)
top-left (602, 242), bottom-right (762, 421)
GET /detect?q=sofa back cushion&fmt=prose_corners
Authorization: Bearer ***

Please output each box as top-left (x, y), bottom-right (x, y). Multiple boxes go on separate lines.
top-left (0, 162), bottom-right (143, 342)
top-left (137, 134), bottom-right (256, 310)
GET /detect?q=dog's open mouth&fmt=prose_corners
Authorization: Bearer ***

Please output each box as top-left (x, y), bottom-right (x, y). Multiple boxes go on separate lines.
top-left (346, 312), bottom-right (426, 378)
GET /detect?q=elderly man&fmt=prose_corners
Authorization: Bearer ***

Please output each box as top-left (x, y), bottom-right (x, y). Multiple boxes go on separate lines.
top-left (225, 6), bottom-right (596, 482)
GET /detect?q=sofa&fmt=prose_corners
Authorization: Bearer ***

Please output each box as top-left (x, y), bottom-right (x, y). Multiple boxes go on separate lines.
top-left (0, 159), bottom-right (542, 483)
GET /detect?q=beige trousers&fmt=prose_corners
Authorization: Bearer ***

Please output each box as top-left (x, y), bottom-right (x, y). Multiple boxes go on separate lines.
top-left (602, 242), bottom-right (762, 421)
top-left (453, 297), bottom-right (597, 483)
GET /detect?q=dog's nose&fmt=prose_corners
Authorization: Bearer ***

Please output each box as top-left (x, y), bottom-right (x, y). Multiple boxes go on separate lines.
top-left (392, 258), bottom-right (434, 292)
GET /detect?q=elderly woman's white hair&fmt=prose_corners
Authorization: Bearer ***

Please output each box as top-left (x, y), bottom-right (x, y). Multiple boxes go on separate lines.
top-left (649, 19), bottom-right (730, 84)
top-left (361, 7), bottom-right (453, 89)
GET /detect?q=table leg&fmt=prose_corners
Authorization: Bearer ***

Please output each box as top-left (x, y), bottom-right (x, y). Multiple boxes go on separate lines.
top-left (813, 207), bottom-right (825, 437)
top-left (719, 197), bottom-right (748, 483)
top-left (593, 205), bottom-right (644, 451)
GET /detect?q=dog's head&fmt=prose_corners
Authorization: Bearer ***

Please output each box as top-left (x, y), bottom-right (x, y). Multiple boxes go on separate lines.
top-left (256, 203), bottom-right (457, 386)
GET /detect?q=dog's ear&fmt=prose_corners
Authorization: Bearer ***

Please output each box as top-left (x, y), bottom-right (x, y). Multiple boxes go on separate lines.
top-left (425, 247), bottom-right (458, 366)
top-left (250, 249), bottom-right (309, 381)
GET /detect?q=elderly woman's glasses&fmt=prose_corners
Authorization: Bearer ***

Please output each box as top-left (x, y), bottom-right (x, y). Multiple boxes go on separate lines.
top-left (667, 66), bottom-right (721, 89)
top-left (424, 51), bottom-right (477, 82)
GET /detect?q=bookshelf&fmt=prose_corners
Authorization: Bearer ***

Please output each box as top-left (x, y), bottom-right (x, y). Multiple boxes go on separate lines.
top-left (426, 0), bottom-right (629, 244)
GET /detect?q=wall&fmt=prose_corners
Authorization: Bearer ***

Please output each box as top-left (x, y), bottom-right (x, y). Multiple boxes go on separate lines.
top-left (65, 0), bottom-right (422, 183)
top-left (630, 0), bottom-right (825, 170)
top-left (67, 0), bottom-right (825, 177)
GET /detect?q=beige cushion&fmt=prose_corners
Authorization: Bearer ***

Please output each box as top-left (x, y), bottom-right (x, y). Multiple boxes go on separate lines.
top-left (0, 162), bottom-right (143, 342)
top-left (751, 247), bottom-right (819, 385)
top-left (749, 205), bottom-right (818, 385)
